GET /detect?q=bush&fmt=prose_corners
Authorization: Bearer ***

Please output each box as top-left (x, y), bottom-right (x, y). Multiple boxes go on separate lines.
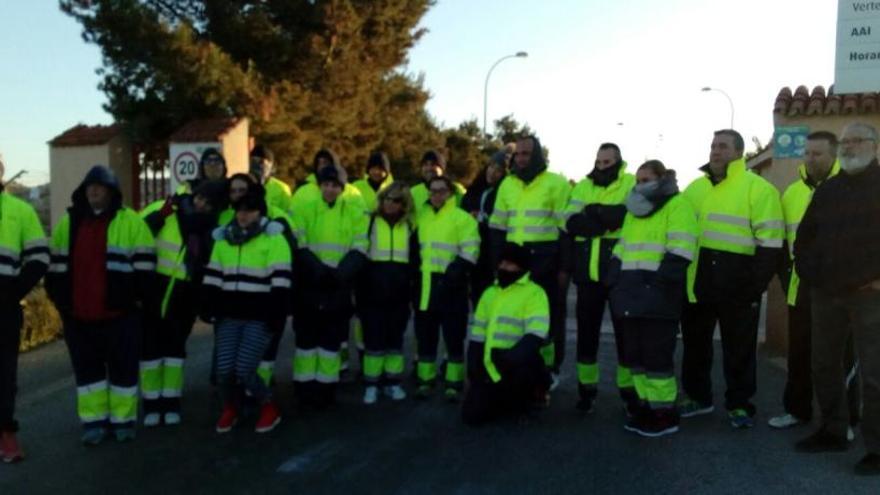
top-left (19, 285), bottom-right (62, 352)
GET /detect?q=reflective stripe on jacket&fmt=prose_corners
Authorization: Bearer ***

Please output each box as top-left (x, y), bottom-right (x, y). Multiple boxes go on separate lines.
top-left (469, 274), bottom-right (549, 382)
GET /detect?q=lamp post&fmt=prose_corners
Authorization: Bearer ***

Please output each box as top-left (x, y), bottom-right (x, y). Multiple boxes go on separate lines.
top-left (483, 51), bottom-right (528, 138)
top-left (701, 86), bottom-right (735, 129)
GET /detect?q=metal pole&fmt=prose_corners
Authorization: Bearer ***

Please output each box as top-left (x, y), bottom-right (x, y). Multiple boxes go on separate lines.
top-left (483, 52), bottom-right (528, 139)
top-left (702, 87), bottom-right (735, 129)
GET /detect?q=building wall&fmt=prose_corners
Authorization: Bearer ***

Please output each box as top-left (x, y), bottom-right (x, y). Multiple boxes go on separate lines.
top-left (762, 114), bottom-right (880, 355)
top-left (49, 145), bottom-right (109, 228)
top-left (221, 118), bottom-right (250, 178)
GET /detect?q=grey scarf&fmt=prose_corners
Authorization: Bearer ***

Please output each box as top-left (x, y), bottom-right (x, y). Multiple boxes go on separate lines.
top-left (625, 174), bottom-right (679, 218)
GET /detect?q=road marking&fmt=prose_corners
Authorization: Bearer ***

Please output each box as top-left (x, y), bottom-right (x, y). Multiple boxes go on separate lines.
top-left (276, 439), bottom-right (344, 474)
top-left (18, 376), bottom-right (74, 409)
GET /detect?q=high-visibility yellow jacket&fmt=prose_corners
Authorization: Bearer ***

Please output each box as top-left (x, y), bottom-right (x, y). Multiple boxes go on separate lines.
top-left (411, 181), bottom-right (466, 217)
top-left (265, 177), bottom-right (293, 215)
top-left (565, 164), bottom-right (635, 283)
top-left (682, 158), bottom-right (784, 303)
top-left (202, 218), bottom-right (292, 322)
top-left (48, 207), bottom-right (156, 314)
top-left (415, 197), bottom-right (479, 311)
top-left (609, 194), bottom-right (698, 320)
top-left (290, 174), bottom-right (365, 227)
top-left (0, 191), bottom-right (49, 303)
top-left (781, 161), bottom-right (840, 306)
top-left (360, 214), bottom-right (417, 305)
top-left (469, 274), bottom-right (549, 382)
top-left (490, 171), bottom-right (571, 245)
top-left (353, 174), bottom-right (394, 213)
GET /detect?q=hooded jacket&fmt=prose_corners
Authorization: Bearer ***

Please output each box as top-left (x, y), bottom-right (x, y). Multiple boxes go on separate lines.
top-left (291, 148), bottom-right (365, 228)
top-left (352, 152), bottom-right (394, 212)
top-left (47, 166), bottom-right (156, 315)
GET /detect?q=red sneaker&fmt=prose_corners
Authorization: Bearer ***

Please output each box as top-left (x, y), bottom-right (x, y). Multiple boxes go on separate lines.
top-left (215, 403), bottom-right (238, 434)
top-left (255, 401), bottom-right (281, 433)
top-left (1, 432), bottom-right (24, 463)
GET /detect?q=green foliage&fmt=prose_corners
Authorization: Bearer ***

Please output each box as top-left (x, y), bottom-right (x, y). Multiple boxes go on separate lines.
top-left (60, 1), bottom-right (538, 186)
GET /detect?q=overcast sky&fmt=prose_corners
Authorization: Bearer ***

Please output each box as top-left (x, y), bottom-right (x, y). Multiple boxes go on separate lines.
top-left (0, 1), bottom-right (839, 186)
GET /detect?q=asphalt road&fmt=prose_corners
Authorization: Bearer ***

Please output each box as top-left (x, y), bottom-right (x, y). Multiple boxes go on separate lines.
top-left (2, 300), bottom-right (879, 495)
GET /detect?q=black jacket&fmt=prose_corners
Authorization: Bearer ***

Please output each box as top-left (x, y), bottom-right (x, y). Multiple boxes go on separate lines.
top-left (795, 160), bottom-right (880, 293)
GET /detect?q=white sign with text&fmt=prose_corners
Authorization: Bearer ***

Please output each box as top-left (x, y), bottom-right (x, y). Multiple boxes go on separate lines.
top-left (835, 1), bottom-right (880, 93)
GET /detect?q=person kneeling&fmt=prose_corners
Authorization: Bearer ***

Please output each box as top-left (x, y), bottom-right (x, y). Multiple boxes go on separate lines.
top-left (462, 243), bottom-right (551, 425)
top-left (202, 188), bottom-right (292, 434)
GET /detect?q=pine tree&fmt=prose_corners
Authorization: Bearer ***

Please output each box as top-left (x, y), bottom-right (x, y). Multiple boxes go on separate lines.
top-left (60, 0), bottom-right (438, 182)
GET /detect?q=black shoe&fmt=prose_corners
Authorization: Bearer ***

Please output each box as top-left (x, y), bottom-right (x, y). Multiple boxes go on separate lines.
top-left (854, 453), bottom-right (880, 476)
top-left (795, 429), bottom-right (848, 453)
top-left (576, 397), bottom-right (594, 414)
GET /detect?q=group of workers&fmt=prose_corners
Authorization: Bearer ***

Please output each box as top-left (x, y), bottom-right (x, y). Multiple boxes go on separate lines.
top-left (0, 122), bottom-right (879, 476)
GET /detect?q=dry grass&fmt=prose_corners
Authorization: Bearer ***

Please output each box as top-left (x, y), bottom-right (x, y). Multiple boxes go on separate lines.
top-left (19, 285), bottom-right (62, 352)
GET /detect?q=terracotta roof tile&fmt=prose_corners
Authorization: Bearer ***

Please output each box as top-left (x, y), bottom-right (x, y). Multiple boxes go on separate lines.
top-left (169, 117), bottom-right (240, 143)
top-left (49, 124), bottom-right (123, 147)
top-left (775, 85), bottom-right (880, 117)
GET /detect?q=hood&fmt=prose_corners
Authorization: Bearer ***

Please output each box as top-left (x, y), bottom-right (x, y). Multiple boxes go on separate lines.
top-left (71, 165), bottom-right (123, 214)
top-left (313, 148), bottom-right (341, 174)
top-left (512, 136), bottom-right (547, 184)
top-left (367, 152), bottom-right (391, 174)
top-left (316, 162), bottom-right (348, 187)
top-left (421, 150), bottom-right (447, 171)
top-left (198, 147), bottom-right (227, 180)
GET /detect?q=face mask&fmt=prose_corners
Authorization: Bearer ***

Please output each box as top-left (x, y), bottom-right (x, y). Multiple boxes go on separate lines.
top-left (497, 268), bottom-right (525, 288)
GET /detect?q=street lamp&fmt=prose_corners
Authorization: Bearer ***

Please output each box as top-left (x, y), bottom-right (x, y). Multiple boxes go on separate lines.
top-left (701, 86), bottom-right (735, 129)
top-left (483, 51), bottom-right (529, 138)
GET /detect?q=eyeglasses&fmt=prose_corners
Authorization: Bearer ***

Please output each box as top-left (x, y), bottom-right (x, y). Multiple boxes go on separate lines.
top-left (384, 196), bottom-right (404, 204)
top-left (841, 137), bottom-right (876, 146)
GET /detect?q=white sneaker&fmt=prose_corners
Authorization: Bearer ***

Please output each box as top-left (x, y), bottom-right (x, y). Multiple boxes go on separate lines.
top-left (384, 385), bottom-right (407, 401)
top-left (164, 412), bottom-right (181, 426)
top-left (848, 427), bottom-right (855, 442)
top-left (768, 413), bottom-right (801, 429)
top-left (143, 412), bottom-right (161, 428)
top-left (363, 386), bottom-right (379, 405)
top-left (549, 372), bottom-right (560, 392)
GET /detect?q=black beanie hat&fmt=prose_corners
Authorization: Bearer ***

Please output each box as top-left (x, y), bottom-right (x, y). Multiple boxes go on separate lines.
top-left (193, 179), bottom-right (229, 210)
top-left (316, 163), bottom-right (347, 186)
top-left (500, 242), bottom-right (532, 271)
top-left (421, 149), bottom-right (446, 169)
top-left (235, 185), bottom-right (268, 216)
top-left (250, 145), bottom-right (274, 162)
top-left (367, 152), bottom-right (390, 172)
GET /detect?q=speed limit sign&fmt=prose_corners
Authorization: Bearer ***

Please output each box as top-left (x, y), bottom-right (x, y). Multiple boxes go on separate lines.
top-left (172, 151), bottom-right (200, 183)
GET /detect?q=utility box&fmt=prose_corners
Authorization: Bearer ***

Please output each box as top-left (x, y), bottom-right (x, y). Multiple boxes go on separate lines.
top-left (48, 124), bottom-right (131, 228)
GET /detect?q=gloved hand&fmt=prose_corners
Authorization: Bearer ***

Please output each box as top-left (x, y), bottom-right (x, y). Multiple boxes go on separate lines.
top-left (158, 196), bottom-right (176, 218)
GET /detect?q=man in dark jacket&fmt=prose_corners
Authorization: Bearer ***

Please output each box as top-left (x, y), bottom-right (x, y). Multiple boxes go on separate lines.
top-left (794, 122), bottom-right (880, 476)
top-left (47, 166), bottom-right (155, 445)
